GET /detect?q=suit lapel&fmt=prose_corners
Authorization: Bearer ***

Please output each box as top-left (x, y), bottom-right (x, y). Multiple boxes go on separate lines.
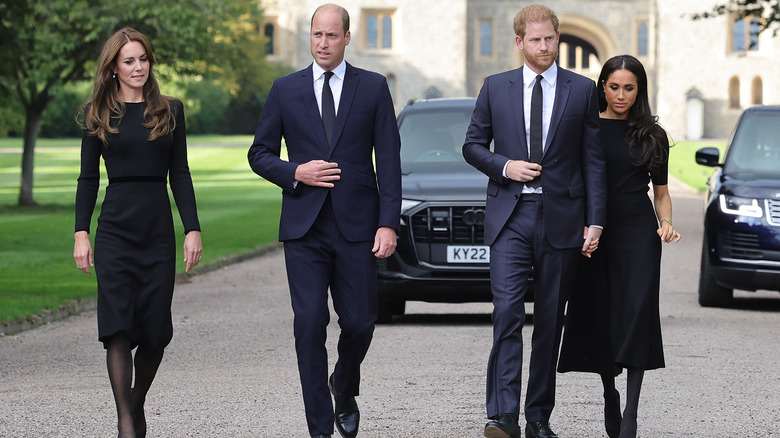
top-left (329, 62), bottom-right (358, 155)
top-left (510, 67), bottom-right (529, 161)
top-left (545, 69), bottom-right (571, 155)
top-left (300, 64), bottom-right (331, 153)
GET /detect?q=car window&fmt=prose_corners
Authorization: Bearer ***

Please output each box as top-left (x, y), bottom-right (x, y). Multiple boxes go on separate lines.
top-left (725, 112), bottom-right (780, 175)
top-left (399, 110), bottom-right (473, 164)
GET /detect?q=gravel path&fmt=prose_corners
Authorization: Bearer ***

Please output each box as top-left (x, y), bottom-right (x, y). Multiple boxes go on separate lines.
top-left (1, 178), bottom-right (779, 437)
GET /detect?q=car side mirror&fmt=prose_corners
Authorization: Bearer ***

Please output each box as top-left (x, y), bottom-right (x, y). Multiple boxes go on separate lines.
top-left (695, 147), bottom-right (721, 167)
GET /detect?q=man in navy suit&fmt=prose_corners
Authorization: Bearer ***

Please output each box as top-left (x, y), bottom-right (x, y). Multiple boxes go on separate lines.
top-left (248, 4), bottom-right (401, 437)
top-left (463, 5), bottom-right (606, 438)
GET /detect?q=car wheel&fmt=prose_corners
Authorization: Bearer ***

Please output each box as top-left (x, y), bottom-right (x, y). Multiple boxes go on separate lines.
top-left (698, 240), bottom-right (733, 307)
top-left (376, 300), bottom-right (405, 324)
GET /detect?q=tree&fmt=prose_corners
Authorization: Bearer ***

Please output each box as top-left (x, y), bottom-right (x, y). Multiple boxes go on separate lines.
top-left (690, 0), bottom-right (780, 36)
top-left (0, 0), bottom-right (264, 205)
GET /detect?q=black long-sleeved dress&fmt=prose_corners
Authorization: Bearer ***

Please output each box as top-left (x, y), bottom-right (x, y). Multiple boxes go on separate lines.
top-left (75, 99), bottom-right (199, 350)
top-left (558, 118), bottom-right (666, 374)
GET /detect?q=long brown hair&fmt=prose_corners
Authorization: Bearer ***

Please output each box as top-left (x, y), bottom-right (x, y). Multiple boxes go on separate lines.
top-left (83, 27), bottom-right (174, 146)
top-left (597, 54), bottom-right (670, 178)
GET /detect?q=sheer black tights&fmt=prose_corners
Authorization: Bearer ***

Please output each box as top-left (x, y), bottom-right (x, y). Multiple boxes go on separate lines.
top-left (105, 333), bottom-right (164, 438)
top-left (601, 368), bottom-right (644, 438)
top-left (619, 368), bottom-right (644, 438)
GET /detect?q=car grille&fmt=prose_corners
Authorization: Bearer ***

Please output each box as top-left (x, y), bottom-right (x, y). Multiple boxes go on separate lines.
top-left (767, 199), bottom-right (780, 226)
top-left (719, 230), bottom-right (762, 260)
top-left (409, 206), bottom-right (485, 244)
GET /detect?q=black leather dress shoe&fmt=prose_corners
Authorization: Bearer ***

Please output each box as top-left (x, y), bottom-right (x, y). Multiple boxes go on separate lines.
top-left (484, 413), bottom-right (521, 438)
top-left (329, 374), bottom-right (359, 438)
top-left (525, 420), bottom-right (558, 438)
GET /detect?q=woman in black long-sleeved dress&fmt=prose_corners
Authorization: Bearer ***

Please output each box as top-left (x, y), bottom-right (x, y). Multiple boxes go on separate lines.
top-left (558, 55), bottom-right (681, 438)
top-left (73, 28), bottom-right (201, 438)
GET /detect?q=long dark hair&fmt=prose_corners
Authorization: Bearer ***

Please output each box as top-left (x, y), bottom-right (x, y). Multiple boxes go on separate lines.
top-left (82, 27), bottom-right (174, 146)
top-left (597, 54), bottom-right (670, 178)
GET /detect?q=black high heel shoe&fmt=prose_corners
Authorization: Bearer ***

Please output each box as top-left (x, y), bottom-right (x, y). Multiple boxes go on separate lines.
top-left (604, 386), bottom-right (622, 438)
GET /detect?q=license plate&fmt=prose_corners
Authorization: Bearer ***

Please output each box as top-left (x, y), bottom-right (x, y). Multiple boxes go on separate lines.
top-left (447, 245), bottom-right (490, 263)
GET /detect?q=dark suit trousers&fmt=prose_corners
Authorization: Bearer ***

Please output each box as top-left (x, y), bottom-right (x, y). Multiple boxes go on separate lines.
top-left (486, 194), bottom-right (579, 422)
top-left (283, 195), bottom-right (378, 436)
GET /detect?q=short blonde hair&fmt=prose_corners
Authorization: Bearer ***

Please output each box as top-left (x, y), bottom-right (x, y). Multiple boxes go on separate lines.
top-left (513, 4), bottom-right (559, 37)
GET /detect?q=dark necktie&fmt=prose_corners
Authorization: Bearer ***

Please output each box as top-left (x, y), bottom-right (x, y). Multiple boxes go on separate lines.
top-left (322, 71), bottom-right (335, 143)
top-left (528, 74), bottom-right (543, 188)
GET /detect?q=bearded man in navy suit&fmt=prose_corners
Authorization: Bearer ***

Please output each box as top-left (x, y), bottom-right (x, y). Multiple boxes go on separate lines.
top-left (463, 5), bottom-right (607, 438)
top-left (248, 4), bottom-right (401, 438)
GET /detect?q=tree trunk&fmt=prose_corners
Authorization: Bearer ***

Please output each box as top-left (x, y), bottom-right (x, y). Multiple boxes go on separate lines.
top-left (18, 106), bottom-right (44, 206)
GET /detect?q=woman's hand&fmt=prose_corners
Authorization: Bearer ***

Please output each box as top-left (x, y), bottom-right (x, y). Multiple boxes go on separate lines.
top-left (73, 231), bottom-right (94, 275)
top-left (183, 230), bottom-right (203, 273)
top-left (657, 221), bottom-right (681, 243)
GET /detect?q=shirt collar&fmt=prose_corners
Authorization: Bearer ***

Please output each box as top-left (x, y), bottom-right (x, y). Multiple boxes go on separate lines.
top-left (523, 62), bottom-right (557, 88)
top-left (312, 60), bottom-right (347, 81)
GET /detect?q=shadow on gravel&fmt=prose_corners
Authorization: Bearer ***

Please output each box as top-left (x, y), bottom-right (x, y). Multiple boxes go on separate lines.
top-left (730, 296), bottom-right (780, 312)
top-left (384, 313), bottom-right (535, 326)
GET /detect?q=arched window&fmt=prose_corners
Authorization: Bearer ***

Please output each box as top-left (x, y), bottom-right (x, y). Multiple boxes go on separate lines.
top-left (479, 19), bottom-right (493, 56)
top-left (424, 87), bottom-right (442, 99)
top-left (366, 14), bottom-right (378, 49)
top-left (264, 23), bottom-right (275, 56)
top-left (382, 15), bottom-right (393, 48)
top-left (751, 76), bottom-right (763, 105)
top-left (637, 22), bottom-right (648, 56)
top-left (729, 76), bottom-right (740, 109)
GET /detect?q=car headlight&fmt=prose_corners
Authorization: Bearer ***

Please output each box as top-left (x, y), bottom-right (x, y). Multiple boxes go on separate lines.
top-left (400, 199), bottom-right (422, 227)
top-left (718, 194), bottom-right (763, 218)
top-left (401, 199), bottom-right (422, 214)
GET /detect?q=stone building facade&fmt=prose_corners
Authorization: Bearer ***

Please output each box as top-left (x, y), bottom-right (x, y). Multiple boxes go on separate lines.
top-left (261, 0), bottom-right (780, 140)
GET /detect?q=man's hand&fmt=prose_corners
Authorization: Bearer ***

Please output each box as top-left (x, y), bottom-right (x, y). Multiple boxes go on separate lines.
top-left (294, 160), bottom-right (341, 187)
top-left (372, 227), bottom-right (397, 258)
top-left (506, 160), bottom-right (542, 182)
top-left (581, 225), bottom-right (602, 258)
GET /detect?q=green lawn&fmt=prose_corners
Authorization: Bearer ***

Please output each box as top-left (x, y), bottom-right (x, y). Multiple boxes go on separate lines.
top-left (0, 135), bottom-right (280, 323)
top-left (668, 140), bottom-right (727, 192)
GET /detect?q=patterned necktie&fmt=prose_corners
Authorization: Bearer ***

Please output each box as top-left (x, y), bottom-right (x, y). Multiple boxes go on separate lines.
top-left (528, 74), bottom-right (543, 188)
top-left (322, 71), bottom-right (335, 143)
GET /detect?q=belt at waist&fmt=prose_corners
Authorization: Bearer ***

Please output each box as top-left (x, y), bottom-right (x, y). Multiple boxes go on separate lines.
top-left (516, 193), bottom-right (543, 202)
top-left (108, 176), bottom-right (166, 184)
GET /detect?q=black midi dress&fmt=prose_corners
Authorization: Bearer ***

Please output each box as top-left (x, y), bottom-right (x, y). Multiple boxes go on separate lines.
top-left (75, 100), bottom-right (200, 350)
top-left (558, 118), bottom-right (666, 374)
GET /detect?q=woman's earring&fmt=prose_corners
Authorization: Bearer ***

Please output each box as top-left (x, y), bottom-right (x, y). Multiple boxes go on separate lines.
top-left (112, 72), bottom-right (116, 79)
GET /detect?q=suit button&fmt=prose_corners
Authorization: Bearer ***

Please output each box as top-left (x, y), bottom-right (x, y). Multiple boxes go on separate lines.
top-left (514, 194), bottom-right (520, 200)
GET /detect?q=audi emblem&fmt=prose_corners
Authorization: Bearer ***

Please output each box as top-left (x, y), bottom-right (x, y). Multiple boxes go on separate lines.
top-left (462, 208), bottom-right (485, 226)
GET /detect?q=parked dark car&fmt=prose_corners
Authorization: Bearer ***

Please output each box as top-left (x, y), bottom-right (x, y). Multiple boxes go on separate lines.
top-left (376, 98), bottom-right (532, 323)
top-left (695, 105), bottom-right (780, 307)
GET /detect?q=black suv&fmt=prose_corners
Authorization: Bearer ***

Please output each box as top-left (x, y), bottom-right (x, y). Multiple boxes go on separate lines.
top-left (695, 105), bottom-right (780, 307)
top-left (377, 98), bottom-right (513, 322)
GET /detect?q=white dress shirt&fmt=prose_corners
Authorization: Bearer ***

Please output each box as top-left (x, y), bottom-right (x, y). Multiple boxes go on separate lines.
top-left (293, 61), bottom-right (347, 189)
top-left (504, 62), bottom-right (557, 193)
top-left (312, 60), bottom-right (346, 117)
top-left (523, 62), bottom-right (557, 156)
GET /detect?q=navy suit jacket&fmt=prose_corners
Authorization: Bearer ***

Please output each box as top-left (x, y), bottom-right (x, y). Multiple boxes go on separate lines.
top-left (463, 66), bottom-right (606, 248)
top-left (248, 62), bottom-right (401, 242)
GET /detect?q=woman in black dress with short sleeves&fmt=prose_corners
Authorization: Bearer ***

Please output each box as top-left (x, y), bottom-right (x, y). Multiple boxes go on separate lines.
top-left (73, 28), bottom-right (201, 438)
top-left (558, 55), bottom-right (681, 438)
